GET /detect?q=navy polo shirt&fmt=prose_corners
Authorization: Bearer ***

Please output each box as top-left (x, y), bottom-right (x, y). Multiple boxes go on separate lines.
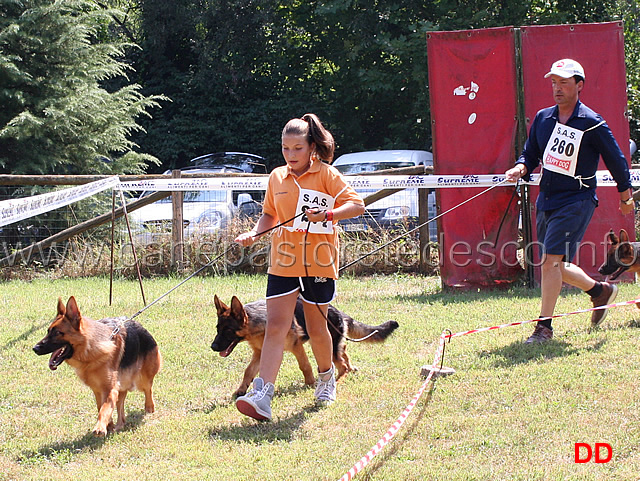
top-left (516, 100), bottom-right (631, 211)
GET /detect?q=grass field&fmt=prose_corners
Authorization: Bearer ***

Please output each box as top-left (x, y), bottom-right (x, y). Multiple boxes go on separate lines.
top-left (1, 273), bottom-right (640, 480)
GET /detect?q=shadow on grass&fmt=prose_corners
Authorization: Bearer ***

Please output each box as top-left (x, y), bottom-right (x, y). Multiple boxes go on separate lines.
top-left (480, 337), bottom-right (607, 368)
top-left (357, 381), bottom-right (437, 480)
top-left (208, 401), bottom-right (324, 443)
top-left (199, 382), bottom-right (312, 414)
top-left (17, 410), bottom-right (148, 463)
top-left (625, 317), bottom-right (640, 329)
top-left (398, 284), bottom-right (542, 307)
top-left (1, 321), bottom-right (49, 352)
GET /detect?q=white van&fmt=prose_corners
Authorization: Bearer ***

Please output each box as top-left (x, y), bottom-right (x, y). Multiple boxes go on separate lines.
top-left (331, 150), bottom-right (437, 241)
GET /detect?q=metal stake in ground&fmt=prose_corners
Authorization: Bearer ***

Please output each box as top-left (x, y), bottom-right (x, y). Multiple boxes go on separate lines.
top-left (420, 329), bottom-right (456, 379)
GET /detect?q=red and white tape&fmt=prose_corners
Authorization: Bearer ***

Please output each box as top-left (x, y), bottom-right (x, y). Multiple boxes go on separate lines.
top-left (338, 333), bottom-right (447, 481)
top-left (446, 296), bottom-right (640, 340)
top-left (337, 295), bottom-right (640, 481)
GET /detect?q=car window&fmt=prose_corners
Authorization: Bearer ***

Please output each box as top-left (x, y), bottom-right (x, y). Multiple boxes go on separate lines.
top-left (156, 190), bottom-right (229, 203)
top-left (233, 190), bottom-right (265, 205)
top-left (334, 161), bottom-right (415, 174)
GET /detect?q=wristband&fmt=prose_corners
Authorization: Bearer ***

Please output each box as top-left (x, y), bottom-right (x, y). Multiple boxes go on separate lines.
top-left (324, 210), bottom-right (334, 222)
top-left (621, 198), bottom-right (634, 206)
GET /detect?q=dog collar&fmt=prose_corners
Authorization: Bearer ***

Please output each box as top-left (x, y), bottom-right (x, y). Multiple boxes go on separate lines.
top-left (110, 318), bottom-right (127, 340)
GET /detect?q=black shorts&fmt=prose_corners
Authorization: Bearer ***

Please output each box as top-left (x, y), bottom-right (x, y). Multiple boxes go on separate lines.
top-left (266, 274), bottom-right (336, 304)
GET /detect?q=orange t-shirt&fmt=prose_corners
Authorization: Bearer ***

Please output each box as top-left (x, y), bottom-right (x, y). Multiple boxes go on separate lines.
top-left (263, 159), bottom-right (364, 279)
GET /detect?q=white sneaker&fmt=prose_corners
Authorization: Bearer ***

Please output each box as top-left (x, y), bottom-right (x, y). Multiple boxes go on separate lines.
top-left (314, 364), bottom-right (336, 404)
top-left (236, 377), bottom-right (274, 421)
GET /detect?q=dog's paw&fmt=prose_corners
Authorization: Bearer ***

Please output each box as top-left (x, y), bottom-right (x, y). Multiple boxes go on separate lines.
top-left (92, 424), bottom-right (108, 437)
top-left (233, 389), bottom-right (247, 398)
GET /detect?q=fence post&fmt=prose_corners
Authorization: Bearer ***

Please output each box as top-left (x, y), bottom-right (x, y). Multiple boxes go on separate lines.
top-left (418, 186), bottom-right (431, 274)
top-left (171, 170), bottom-right (184, 272)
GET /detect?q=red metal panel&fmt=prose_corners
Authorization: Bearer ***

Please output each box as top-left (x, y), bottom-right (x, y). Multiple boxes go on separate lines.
top-left (427, 27), bottom-right (523, 288)
top-left (520, 22), bottom-right (633, 283)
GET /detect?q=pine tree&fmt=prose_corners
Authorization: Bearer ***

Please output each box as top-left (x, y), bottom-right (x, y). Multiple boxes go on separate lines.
top-left (0, 0), bottom-right (166, 174)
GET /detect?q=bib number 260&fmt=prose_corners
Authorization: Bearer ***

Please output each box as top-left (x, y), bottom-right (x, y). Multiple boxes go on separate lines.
top-left (549, 137), bottom-right (575, 157)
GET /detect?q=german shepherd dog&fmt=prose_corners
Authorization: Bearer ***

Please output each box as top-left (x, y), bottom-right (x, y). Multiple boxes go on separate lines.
top-left (599, 229), bottom-right (640, 309)
top-left (599, 229), bottom-right (640, 280)
top-left (33, 296), bottom-right (162, 436)
top-left (211, 295), bottom-right (399, 397)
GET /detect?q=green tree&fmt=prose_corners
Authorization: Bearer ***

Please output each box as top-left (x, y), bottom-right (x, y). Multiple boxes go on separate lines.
top-left (0, 0), bottom-right (165, 175)
top-left (123, 0), bottom-right (640, 170)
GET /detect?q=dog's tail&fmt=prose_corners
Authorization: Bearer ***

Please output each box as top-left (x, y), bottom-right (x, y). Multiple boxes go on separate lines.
top-left (345, 316), bottom-right (399, 343)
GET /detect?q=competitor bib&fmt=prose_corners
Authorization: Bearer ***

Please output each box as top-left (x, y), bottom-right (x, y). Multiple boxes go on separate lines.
top-left (542, 122), bottom-right (584, 177)
top-left (289, 187), bottom-right (335, 234)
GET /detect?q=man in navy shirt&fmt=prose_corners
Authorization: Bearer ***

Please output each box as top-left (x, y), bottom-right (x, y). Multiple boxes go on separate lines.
top-left (505, 58), bottom-right (634, 343)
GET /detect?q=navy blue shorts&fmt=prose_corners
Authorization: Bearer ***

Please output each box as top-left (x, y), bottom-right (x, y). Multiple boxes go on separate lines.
top-left (266, 274), bottom-right (336, 304)
top-left (536, 198), bottom-right (596, 262)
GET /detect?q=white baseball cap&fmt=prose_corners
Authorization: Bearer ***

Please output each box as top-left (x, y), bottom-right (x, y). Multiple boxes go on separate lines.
top-left (544, 59), bottom-right (585, 80)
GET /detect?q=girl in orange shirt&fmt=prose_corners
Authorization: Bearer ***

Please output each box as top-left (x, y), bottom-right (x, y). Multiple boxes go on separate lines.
top-left (234, 113), bottom-right (364, 421)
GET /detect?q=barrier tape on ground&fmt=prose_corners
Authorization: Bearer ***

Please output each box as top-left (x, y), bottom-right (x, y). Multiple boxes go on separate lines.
top-left (446, 296), bottom-right (640, 340)
top-left (338, 296), bottom-right (639, 480)
top-left (118, 169), bottom-right (640, 192)
top-left (338, 334), bottom-right (447, 481)
top-left (0, 176), bottom-right (120, 228)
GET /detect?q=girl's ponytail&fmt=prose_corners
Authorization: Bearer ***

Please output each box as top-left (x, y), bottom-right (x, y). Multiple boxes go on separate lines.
top-left (282, 113), bottom-right (335, 163)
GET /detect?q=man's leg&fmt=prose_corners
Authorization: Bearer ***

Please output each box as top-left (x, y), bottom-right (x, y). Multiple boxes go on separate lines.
top-left (525, 253), bottom-right (564, 343)
top-left (560, 262), bottom-right (618, 328)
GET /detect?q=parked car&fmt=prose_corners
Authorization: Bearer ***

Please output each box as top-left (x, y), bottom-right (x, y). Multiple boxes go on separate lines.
top-left (331, 150), bottom-right (438, 241)
top-left (188, 151), bottom-right (268, 174)
top-left (129, 153), bottom-right (266, 242)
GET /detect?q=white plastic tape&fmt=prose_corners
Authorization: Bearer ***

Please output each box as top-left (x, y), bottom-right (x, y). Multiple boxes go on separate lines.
top-left (0, 176), bottom-right (120, 228)
top-left (119, 177), bottom-right (269, 192)
top-left (118, 169), bottom-right (640, 191)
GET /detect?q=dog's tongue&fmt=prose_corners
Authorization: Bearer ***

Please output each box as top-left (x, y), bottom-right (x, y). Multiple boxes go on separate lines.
top-left (219, 340), bottom-right (238, 358)
top-left (48, 347), bottom-right (66, 370)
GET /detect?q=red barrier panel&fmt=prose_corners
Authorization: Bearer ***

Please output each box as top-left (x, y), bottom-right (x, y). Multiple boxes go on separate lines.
top-left (520, 22), bottom-right (633, 283)
top-left (427, 27), bottom-right (523, 288)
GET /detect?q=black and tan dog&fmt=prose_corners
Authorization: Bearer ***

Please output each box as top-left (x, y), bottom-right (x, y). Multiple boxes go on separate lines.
top-left (212, 295), bottom-right (399, 397)
top-left (599, 229), bottom-right (640, 280)
top-left (33, 296), bottom-right (162, 436)
top-left (599, 229), bottom-right (640, 309)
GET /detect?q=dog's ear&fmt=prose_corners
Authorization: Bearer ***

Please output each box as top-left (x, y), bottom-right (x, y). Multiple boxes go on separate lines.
top-left (214, 295), bottom-right (228, 315)
top-left (230, 296), bottom-right (245, 320)
top-left (620, 229), bottom-right (630, 243)
top-left (607, 229), bottom-right (619, 245)
top-left (57, 297), bottom-right (66, 316)
top-left (65, 296), bottom-right (82, 330)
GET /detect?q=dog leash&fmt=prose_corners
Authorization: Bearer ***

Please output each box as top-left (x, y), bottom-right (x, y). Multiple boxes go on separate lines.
top-left (301, 214), bottom-right (380, 343)
top-left (300, 181), bottom-right (511, 339)
top-left (126, 179), bottom-right (510, 325)
top-left (127, 211), bottom-right (307, 322)
top-left (491, 181), bottom-right (519, 248)
top-left (339, 178), bottom-right (511, 272)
